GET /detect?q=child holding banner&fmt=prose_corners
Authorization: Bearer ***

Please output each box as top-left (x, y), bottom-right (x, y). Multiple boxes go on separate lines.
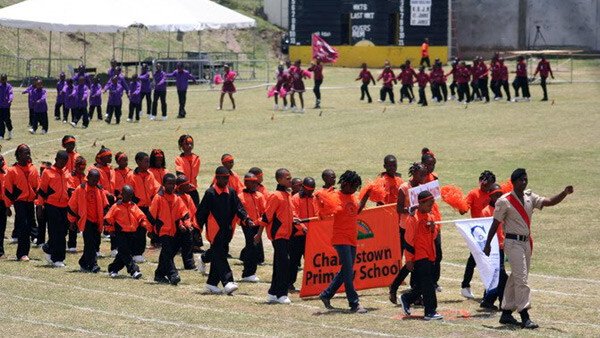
top-left (318, 170), bottom-right (367, 314)
top-left (421, 148), bottom-right (443, 292)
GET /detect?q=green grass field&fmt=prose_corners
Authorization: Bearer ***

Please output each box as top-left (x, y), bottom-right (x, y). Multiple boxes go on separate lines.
top-left (1, 67), bottom-right (599, 337)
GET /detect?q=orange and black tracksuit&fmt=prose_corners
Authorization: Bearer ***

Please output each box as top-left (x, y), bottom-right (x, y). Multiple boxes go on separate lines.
top-left (238, 189), bottom-right (266, 278)
top-left (0, 163), bottom-right (8, 257)
top-left (88, 164), bottom-right (115, 203)
top-left (261, 185), bottom-right (294, 298)
top-left (65, 150), bottom-right (79, 173)
top-left (105, 201), bottom-right (149, 275)
top-left (113, 167), bottom-right (131, 197)
top-left (197, 184), bottom-right (249, 287)
top-left (289, 192), bottom-right (317, 290)
top-left (126, 168), bottom-right (160, 256)
top-left (67, 183), bottom-right (109, 271)
top-left (149, 190), bottom-right (190, 282)
top-left (211, 170), bottom-right (244, 194)
top-left (402, 210), bottom-right (438, 316)
top-left (175, 153), bottom-right (202, 248)
top-left (38, 165), bottom-right (70, 263)
top-left (4, 162), bottom-right (39, 259)
top-left (67, 171), bottom-right (86, 249)
top-left (175, 192), bottom-right (197, 269)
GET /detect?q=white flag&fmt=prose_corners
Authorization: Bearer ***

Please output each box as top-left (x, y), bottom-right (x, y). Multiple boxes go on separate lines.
top-left (454, 217), bottom-right (500, 291)
top-left (408, 180), bottom-right (441, 207)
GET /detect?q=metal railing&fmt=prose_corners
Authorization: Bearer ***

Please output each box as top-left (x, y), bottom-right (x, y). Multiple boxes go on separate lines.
top-left (0, 54), bottom-right (27, 79)
top-left (26, 57), bottom-right (82, 79)
top-left (152, 59), bottom-right (271, 86)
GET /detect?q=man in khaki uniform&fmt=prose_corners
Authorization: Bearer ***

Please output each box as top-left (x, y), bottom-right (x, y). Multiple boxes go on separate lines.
top-left (484, 168), bottom-right (573, 329)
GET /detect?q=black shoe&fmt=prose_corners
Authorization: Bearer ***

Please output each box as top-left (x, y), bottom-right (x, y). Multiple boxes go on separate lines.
top-left (91, 266), bottom-right (101, 273)
top-left (183, 265), bottom-right (196, 270)
top-left (399, 294), bottom-right (411, 316)
top-left (541, 98), bottom-right (548, 101)
top-left (499, 313), bottom-right (520, 325)
top-left (521, 319), bottom-right (539, 329)
top-left (319, 294), bottom-right (333, 309)
top-left (169, 275), bottom-right (181, 286)
top-left (479, 301), bottom-right (498, 310)
top-left (154, 275), bottom-right (169, 284)
top-left (389, 290), bottom-right (397, 304)
top-left (176, 115), bottom-right (185, 119)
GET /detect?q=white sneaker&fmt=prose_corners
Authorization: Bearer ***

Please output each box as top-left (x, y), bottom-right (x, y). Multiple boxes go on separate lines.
top-left (241, 275), bottom-right (260, 283)
top-left (110, 249), bottom-right (118, 258)
top-left (149, 116), bottom-right (155, 121)
top-left (41, 130), bottom-right (47, 134)
top-left (283, 106), bottom-right (289, 111)
top-left (205, 284), bottom-right (222, 294)
top-left (450, 95), bottom-right (456, 100)
top-left (223, 282), bottom-right (239, 295)
top-left (273, 104), bottom-right (279, 110)
top-left (0, 136), bottom-right (3, 140)
top-left (461, 287), bottom-right (475, 299)
top-left (196, 256), bottom-right (207, 275)
top-left (126, 118), bottom-right (132, 122)
top-left (96, 251), bottom-right (103, 258)
top-left (436, 285), bottom-right (443, 293)
top-left (29, 128), bottom-right (35, 134)
top-left (44, 253), bottom-right (52, 264)
top-left (7, 131), bottom-right (12, 140)
top-left (161, 116), bottom-right (167, 121)
top-left (277, 295), bottom-right (292, 304)
top-left (132, 255), bottom-right (145, 263)
top-left (299, 108), bottom-right (305, 113)
top-left (267, 294), bottom-right (278, 303)
top-left (523, 97), bottom-right (530, 102)
top-left (53, 261), bottom-right (65, 268)
top-left (10, 237), bottom-right (18, 244)
top-left (109, 271), bottom-right (118, 278)
top-left (424, 312), bottom-right (444, 321)
top-left (67, 247), bottom-right (77, 253)
top-left (131, 271), bottom-right (143, 279)
top-left (70, 121), bottom-right (77, 128)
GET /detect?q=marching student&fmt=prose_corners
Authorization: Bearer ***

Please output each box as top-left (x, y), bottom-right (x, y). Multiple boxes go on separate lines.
top-left (33, 163), bottom-right (51, 247)
top-left (490, 57), bottom-right (502, 100)
top-left (0, 155), bottom-right (10, 258)
top-left (127, 74), bottom-right (142, 122)
top-left (469, 60), bottom-right (481, 102)
top-left (416, 66), bottom-right (430, 106)
top-left (456, 61), bottom-right (471, 103)
top-left (149, 149), bottom-right (168, 183)
top-left (308, 59), bottom-right (323, 109)
top-left (317, 169), bottom-right (337, 196)
top-left (397, 61), bottom-right (416, 103)
top-left (446, 57), bottom-right (459, 100)
top-left (22, 78), bottom-right (36, 127)
top-left (356, 63), bottom-right (376, 103)
top-left (167, 62), bottom-right (197, 118)
top-left (151, 63), bottom-right (168, 120)
top-left (318, 170), bottom-right (367, 314)
top-left (0, 74), bottom-right (14, 140)
top-left (256, 168), bottom-right (294, 304)
top-left (39, 151), bottom-right (70, 267)
top-left (421, 148), bottom-right (443, 291)
top-left (89, 76), bottom-right (103, 121)
top-left (54, 72), bottom-right (66, 121)
top-left (399, 190), bottom-right (443, 320)
top-left (497, 58), bottom-right (511, 101)
top-left (62, 135), bottom-right (79, 173)
top-left (105, 185), bottom-right (147, 279)
top-left (430, 61), bottom-right (448, 102)
top-left (533, 55), bottom-right (554, 101)
top-left (237, 172), bottom-right (267, 282)
top-left (273, 64), bottom-right (289, 110)
top-left (197, 167), bottom-right (252, 294)
top-left (215, 154), bottom-right (244, 194)
top-left (175, 135), bottom-right (203, 249)
top-left (377, 64), bottom-right (396, 104)
top-left (138, 63), bottom-right (152, 116)
top-left (289, 176), bottom-right (317, 291)
top-left (512, 55), bottom-right (530, 102)
top-left (420, 37), bottom-right (430, 68)
top-left (476, 56), bottom-right (490, 103)
top-left (174, 175), bottom-right (197, 270)
top-left (89, 147), bottom-right (115, 205)
top-left (67, 155), bottom-right (87, 253)
top-left (62, 78), bottom-right (76, 123)
top-left (3, 144), bottom-right (39, 261)
top-left (113, 152), bottom-right (131, 198)
top-left (150, 173), bottom-right (191, 285)
top-left (218, 64), bottom-right (237, 110)
top-left (126, 152), bottom-right (160, 263)
top-left (67, 169), bottom-right (109, 273)
top-left (29, 79), bottom-right (48, 134)
top-left (291, 178), bottom-right (302, 196)
top-left (289, 59), bottom-right (308, 113)
top-left (70, 76), bottom-right (90, 128)
top-left (104, 76), bottom-right (125, 125)
top-left (248, 166), bottom-right (267, 265)
top-left (375, 155), bottom-right (404, 205)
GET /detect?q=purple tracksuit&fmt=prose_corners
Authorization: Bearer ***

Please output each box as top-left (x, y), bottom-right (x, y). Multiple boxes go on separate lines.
top-left (56, 80), bottom-right (66, 104)
top-left (139, 71), bottom-right (151, 94)
top-left (154, 70), bottom-right (166, 92)
top-left (167, 69), bottom-right (195, 91)
top-left (129, 81), bottom-right (141, 104)
top-left (89, 83), bottom-right (102, 106)
top-left (105, 82), bottom-right (124, 124)
top-left (31, 87), bottom-right (48, 132)
top-left (63, 85), bottom-right (76, 109)
top-left (0, 83), bottom-right (14, 109)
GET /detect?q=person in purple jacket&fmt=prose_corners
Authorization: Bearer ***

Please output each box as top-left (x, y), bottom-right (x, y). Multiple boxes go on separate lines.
top-left (54, 72), bottom-right (66, 121)
top-left (138, 63), bottom-right (152, 117)
top-left (29, 79), bottom-right (48, 134)
top-left (114, 67), bottom-right (129, 95)
top-left (107, 59), bottom-right (118, 79)
top-left (151, 63), bottom-right (167, 121)
top-left (70, 76), bottom-right (89, 128)
top-left (104, 76), bottom-right (125, 124)
top-left (62, 78), bottom-right (76, 123)
top-left (22, 77), bottom-right (37, 127)
top-left (0, 74), bottom-right (14, 140)
top-left (167, 62), bottom-right (196, 118)
top-left (73, 65), bottom-right (92, 87)
top-left (89, 76), bottom-right (103, 121)
top-left (127, 74), bottom-right (142, 122)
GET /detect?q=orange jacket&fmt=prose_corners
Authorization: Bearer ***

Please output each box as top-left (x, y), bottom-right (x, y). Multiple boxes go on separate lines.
top-left (465, 188), bottom-right (490, 218)
top-left (211, 170), bottom-right (244, 194)
top-left (291, 193), bottom-right (317, 236)
top-left (88, 164), bottom-right (114, 194)
top-left (238, 190), bottom-right (266, 224)
top-left (104, 201), bottom-right (150, 233)
top-left (377, 173), bottom-right (404, 204)
top-left (149, 191), bottom-right (190, 237)
top-left (179, 192), bottom-right (198, 230)
top-left (421, 42), bottom-right (429, 57)
top-left (0, 163), bottom-right (7, 203)
top-left (398, 182), bottom-right (412, 229)
top-left (68, 171), bottom-right (86, 196)
top-left (67, 183), bottom-right (109, 232)
top-left (149, 167), bottom-right (168, 184)
top-left (65, 151), bottom-right (79, 173)
top-left (126, 169), bottom-right (160, 207)
top-left (39, 165), bottom-right (71, 208)
top-left (175, 154), bottom-right (200, 188)
top-left (262, 186), bottom-right (294, 241)
top-left (404, 210), bottom-right (436, 262)
top-left (113, 167), bottom-right (131, 196)
top-left (331, 191), bottom-right (359, 246)
top-left (3, 163), bottom-right (39, 207)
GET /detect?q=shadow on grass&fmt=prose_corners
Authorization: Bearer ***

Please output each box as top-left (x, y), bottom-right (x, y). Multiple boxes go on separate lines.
top-left (312, 307), bottom-right (380, 316)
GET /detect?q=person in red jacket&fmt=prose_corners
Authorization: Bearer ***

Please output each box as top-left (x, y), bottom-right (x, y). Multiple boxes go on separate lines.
top-left (289, 176), bottom-right (317, 291)
top-left (490, 57), bottom-right (501, 100)
top-left (149, 149), bottom-right (168, 184)
top-left (497, 58), bottom-right (511, 101)
top-left (308, 59), bottom-right (324, 109)
top-left (174, 175), bottom-right (197, 270)
top-left (377, 63), bottom-right (396, 103)
top-left (68, 169), bottom-right (109, 272)
top-left (399, 190), bottom-right (443, 320)
top-left (469, 59), bottom-right (481, 101)
top-left (397, 61), bottom-right (417, 103)
top-left (256, 168), bottom-right (295, 304)
top-left (455, 61), bottom-right (471, 103)
top-left (533, 55), bottom-right (554, 101)
top-left (105, 185), bottom-right (148, 279)
top-left (62, 135), bottom-right (79, 173)
top-left (430, 60), bottom-right (447, 102)
top-left (318, 170), bottom-right (367, 314)
top-left (356, 63), bottom-right (376, 103)
top-left (67, 155), bottom-right (87, 252)
top-left (375, 155), bottom-right (404, 205)
top-left (476, 56), bottom-right (490, 102)
top-left (113, 152), bottom-right (130, 198)
top-left (39, 151), bottom-right (70, 267)
top-left (416, 66), bottom-right (430, 106)
top-left (4, 144), bottom-right (39, 261)
top-left (0, 155), bottom-right (10, 258)
top-left (446, 57), bottom-right (459, 99)
top-left (89, 146), bottom-right (115, 205)
top-left (512, 55), bottom-right (530, 101)
top-left (238, 172), bottom-right (267, 282)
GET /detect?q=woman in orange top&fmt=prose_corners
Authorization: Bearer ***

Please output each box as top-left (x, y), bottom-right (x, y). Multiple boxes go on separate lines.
top-left (67, 155), bottom-right (87, 252)
top-left (149, 149), bottom-right (168, 183)
top-left (4, 144), bottom-right (39, 261)
top-left (113, 152), bottom-right (131, 198)
top-left (62, 135), bottom-right (79, 173)
top-left (175, 134), bottom-right (202, 249)
top-left (319, 170), bottom-right (367, 314)
top-left (0, 155), bottom-right (11, 258)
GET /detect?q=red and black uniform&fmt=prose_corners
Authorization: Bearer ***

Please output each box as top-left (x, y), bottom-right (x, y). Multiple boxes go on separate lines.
top-left (430, 66), bottom-right (447, 102)
top-left (238, 188), bottom-right (266, 278)
top-left (469, 64), bottom-right (482, 101)
top-left (67, 169), bottom-right (86, 250)
top-left (105, 201), bottom-right (149, 275)
top-left (476, 61), bottom-right (490, 102)
top-left (498, 61), bottom-right (511, 100)
top-left (357, 68), bottom-right (375, 102)
top-left (308, 63), bottom-right (323, 105)
top-left (513, 59), bottom-right (530, 98)
top-left (289, 191), bottom-right (317, 289)
top-left (39, 164), bottom-right (71, 263)
top-left (175, 152), bottom-right (202, 248)
top-left (534, 59), bottom-right (553, 100)
top-left (126, 168), bottom-right (160, 256)
top-left (176, 192), bottom-right (197, 269)
top-left (416, 71), bottom-right (430, 106)
top-left (447, 62), bottom-right (458, 96)
top-left (377, 68), bottom-right (396, 103)
top-left (397, 67), bottom-right (417, 103)
top-left (456, 65), bottom-right (471, 102)
top-left (490, 60), bottom-right (501, 98)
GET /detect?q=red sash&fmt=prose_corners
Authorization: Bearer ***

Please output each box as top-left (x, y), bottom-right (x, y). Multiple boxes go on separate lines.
top-left (506, 194), bottom-right (533, 251)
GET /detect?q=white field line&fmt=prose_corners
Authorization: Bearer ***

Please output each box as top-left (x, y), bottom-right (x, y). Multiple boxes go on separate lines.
top-left (0, 312), bottom-right (118, 337)
top-left (0, 290), bottom-right (268, 337)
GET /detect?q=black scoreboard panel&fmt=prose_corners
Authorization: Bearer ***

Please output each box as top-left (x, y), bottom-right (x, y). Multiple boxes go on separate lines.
top-left (288, 0), bottom-right (448, 46)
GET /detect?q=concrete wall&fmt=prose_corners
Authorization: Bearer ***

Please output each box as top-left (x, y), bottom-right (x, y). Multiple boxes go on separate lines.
top-left (264, 0), bottom-right (289, 29)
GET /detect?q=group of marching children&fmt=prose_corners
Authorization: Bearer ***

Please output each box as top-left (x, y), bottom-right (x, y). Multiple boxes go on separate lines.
top-left (357, 54), bottom-right (554, 106)
top-left (268, 59), bottom-right (324, 113)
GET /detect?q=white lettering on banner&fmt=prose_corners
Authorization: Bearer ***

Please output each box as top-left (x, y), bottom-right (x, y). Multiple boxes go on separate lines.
top-left (352, 25), bottom-right (371, 38)
top-left (318, 31), bottom-right (331, 37)
top-left (410, 0), bottom-right (431, 26)
top-left (289, 0), bottom-right (297, 43)
top-left (350, 3), bottom-right (374, 43)
top-left (353, 4), bottom-right (368, 11)
top-left (454, 218), bottom-right (500, 291)
top-left (398, 0), bottom-right (405, 45)
top-left (408, 180), bottom-right (441, 207)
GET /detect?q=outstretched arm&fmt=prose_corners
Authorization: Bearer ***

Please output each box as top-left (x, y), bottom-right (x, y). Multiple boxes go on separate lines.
top-left (542, 186), bottom-right (573, 207)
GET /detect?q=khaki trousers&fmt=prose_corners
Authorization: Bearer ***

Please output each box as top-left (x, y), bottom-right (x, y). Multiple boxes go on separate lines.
top-left (502, 238), bottom-right (532, 312)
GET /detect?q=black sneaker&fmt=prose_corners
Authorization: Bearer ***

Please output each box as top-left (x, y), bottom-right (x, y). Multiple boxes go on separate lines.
top-left (319, 294), bottom-right (333, 309)
top-left (480, 301), bottom-right (499, 311)
top-left (350, 304), bottom-right (367, 314)
top-left (521, 319), bottom-right (539, 329)
top-left (91, 266), bottom-right (101, 273)
top-left (169, 275), bottom-right (181, 286)
top-left (499, 313), bottom-right (520, 325)
top-left (399, 294), bottom-right (411, 316)
top-left (154, 275), bottom-right (169, 284)
top-left (389, 290), bottom-right (397, 304)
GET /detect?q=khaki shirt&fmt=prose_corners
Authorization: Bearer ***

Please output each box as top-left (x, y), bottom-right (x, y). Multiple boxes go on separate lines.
top-left (493, 190), bottom-right (545, 236)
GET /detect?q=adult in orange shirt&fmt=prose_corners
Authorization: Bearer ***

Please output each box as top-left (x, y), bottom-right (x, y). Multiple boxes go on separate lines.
top-left (399, 190), bottom-right (443, 320)
top-left (66, 155), bottom-right (87, 253)
top-left (420, 38), bottom-right (430, 68)
top-left (318, 170), bottom-right (367, 314)
top-left (105, 185), bottom-right (148, 279)
top-left (67, 169), bottom-right (109, 273)
top-left (174, 134), bottom-right (202, 249)
top-left (4, 144), bottom-right (39, 261)
top-left (149, 149), bottom-right (169, 184)
top-left (113, 152), bottom-right (131, 198)
top-left (389, 162), bottom-right (427, 303)
top-left (238, 173), bottom-right (267, 282)
top-left (256, 168), bottom-right (295, 304)
top-left (89, 146), bottom-right (115, 204)
top-left (126, 152), bottom-right (160, 263)
top-left (62, 135), bottom-right (79, 173)
top-left (376, 155), bottom-right (404, 205)
top-left (39, 151), bottom-right (70, 267)
top-left (461, 170), bottom-right (496, 299)
top-left (0, 155), bottom-right (10, 258)
top-left (174, 174), bottom-right (197, 270)
top-left (289, 177), bottom-right (317, 291)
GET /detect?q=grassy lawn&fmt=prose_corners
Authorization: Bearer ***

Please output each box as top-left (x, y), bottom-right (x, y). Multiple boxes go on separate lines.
top-left (0, 66), bottom-right (599, 336)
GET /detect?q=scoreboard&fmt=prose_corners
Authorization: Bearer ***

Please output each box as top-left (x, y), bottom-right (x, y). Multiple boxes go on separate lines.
top-left (288, 0), bottom-right (449, 47)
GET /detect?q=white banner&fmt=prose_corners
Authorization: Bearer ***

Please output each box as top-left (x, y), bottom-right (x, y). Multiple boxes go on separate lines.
top-left (408, 180), bottom-right (441, 207)
top-left (410, 0), bottom-right (432, 26)
top-left (454, 217), bottom-right (500, 291)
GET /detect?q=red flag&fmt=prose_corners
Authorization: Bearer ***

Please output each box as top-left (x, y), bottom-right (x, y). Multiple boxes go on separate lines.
top-left (311, 34), bottom-right (339, 63)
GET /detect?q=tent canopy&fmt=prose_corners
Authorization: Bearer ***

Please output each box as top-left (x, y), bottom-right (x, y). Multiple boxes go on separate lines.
top-left (0, 0), bottom-right (256, 32)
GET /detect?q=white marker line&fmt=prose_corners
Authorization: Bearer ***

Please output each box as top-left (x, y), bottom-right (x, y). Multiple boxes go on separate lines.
top-left (0, 312), bottom-right (118, 337)
top-left (0, 290), bottom-right (267, 337)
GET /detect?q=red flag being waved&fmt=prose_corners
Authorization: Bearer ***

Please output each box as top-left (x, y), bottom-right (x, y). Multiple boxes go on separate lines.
top-left (312, 34), bottom-right (339, 63)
